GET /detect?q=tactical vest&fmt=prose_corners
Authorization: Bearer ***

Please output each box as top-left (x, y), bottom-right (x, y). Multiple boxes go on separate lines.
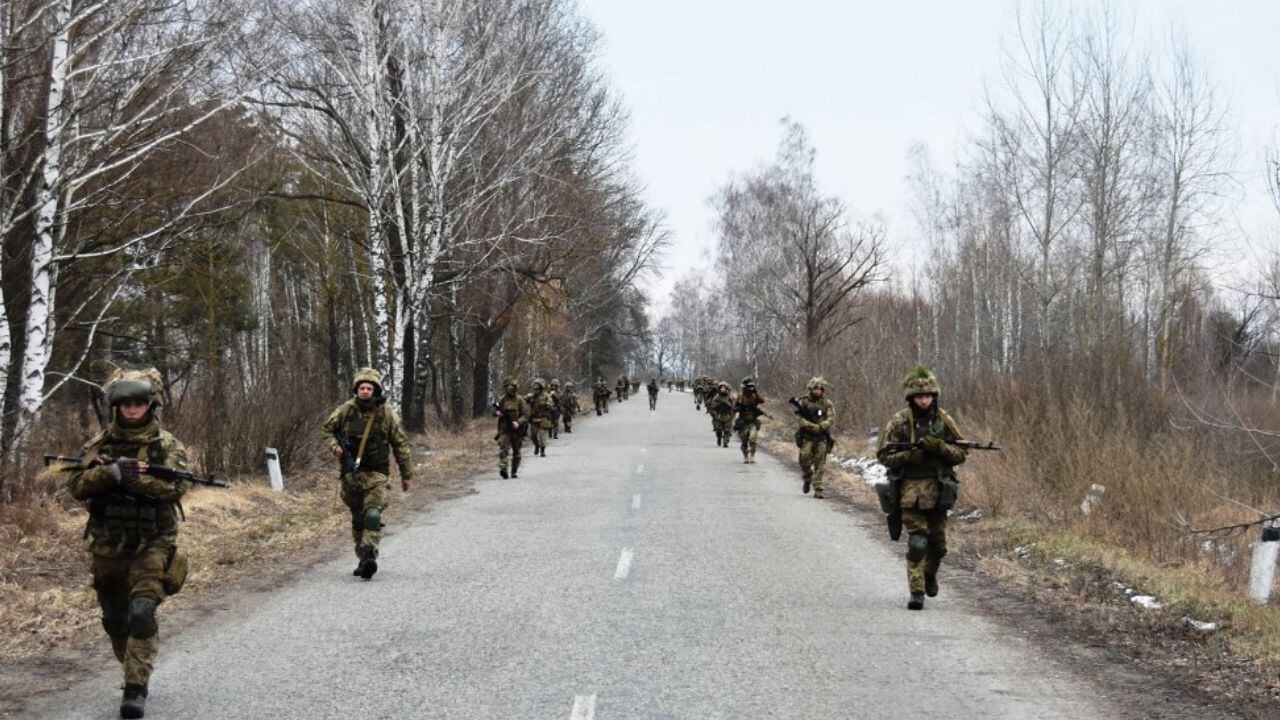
top-left (87, 435), bottom-right (178, 546)
top-left (344, 404), bottom-right (390, 474)
top-left (496, 395), bottom-right (526, 434)
top-left (737, 391), bottom-right (764, 420)
top-left (527, 393), bottom-right (551, 419)
top-left (895, 411), bottom-right (957, 480)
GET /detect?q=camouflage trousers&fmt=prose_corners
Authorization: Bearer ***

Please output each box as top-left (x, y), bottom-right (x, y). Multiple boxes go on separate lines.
top-left (341, 471), bottom-right (391, 560)
top-left (497, 431), bottom-right (523, 472)
top-left (648, 393), bottom-right (657, 410)
top-left (549, 412), bottom-right (561, 438)
top-left (901, 507), bottom-right (948, 594)
top-left (529, 422), bottom-right (548, 449)
top-left (595, 397), bottom-right (608, 414)
top-left (712, 417), bottom-right (733, 445)
top-left (798, 438), bottom-right (830, 491)
top-left (737, 419), bottom-right (761, 454)
top-left (91, 541), bottom-right (175, 686)
top-left (562, 410), bottom-right (574, 431)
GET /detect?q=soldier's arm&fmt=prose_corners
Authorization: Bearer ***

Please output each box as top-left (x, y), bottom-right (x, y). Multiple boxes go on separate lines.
top-left (386, 408), bottom-right (414, 479)
top-left (66, 445), bottom-right (119, 501)
top-left (321, 404), bottom-right (345, 454)
top-left (122, 436), bottom-right (191, 502)
top-left (938, 412), bottom-right (968, 466)
top-left (876, 418), bottom-right (921, 468)
top-left (817, 402), bottom-right (835, 432)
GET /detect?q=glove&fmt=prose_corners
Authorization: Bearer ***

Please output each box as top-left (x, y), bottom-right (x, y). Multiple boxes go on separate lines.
top-left (115, 457), bottom-right (144, 482)
top-left (903, 448), bottom-right (928, 464)
top-left (922, 437), bottom-right (946, 456)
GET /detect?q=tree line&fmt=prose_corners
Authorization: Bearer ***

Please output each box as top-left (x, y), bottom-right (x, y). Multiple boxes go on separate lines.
top-left (0, 0), bottom-right (665, 493)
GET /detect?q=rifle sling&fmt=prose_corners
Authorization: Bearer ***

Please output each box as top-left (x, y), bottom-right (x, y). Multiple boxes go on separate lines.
top-left (354, 408), bottom-right (378, 468)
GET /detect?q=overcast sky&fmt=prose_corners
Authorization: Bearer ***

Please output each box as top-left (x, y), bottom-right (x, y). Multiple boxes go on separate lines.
top-left (579, 0), bottom-right (1280, 314)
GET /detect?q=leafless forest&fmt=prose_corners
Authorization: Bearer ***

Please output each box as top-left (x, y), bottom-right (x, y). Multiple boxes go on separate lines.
top-left (1, 1), bottom-right (1278, 594)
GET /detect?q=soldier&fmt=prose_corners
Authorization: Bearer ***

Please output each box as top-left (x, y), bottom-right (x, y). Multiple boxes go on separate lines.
top-left (692, 377), bottom-right (705, 410)
top-left (548, 379), bottom-right (562, 439)
top-left (707, 381), bottom-right (736, 448)
top-left (322, 368), bottom-right (413, 580)
top-left (677, 378), bottom-right (686, 392)
top-left (646, 377), bottom-right (660, 410)
top-left (561, 381), bottom-right (580, 433)
top-left (631, 378), bottom-right (641, 396)
top-left (616, 375), bottom-right (628, 402)
top-left (794, 377), bottom-right (835, 499)
top-left (734, 376), bottom-right (767, 464)
top-left (876, 365), bottom-right (966, 611)
top-left (65, 368), bottom-right (193, 719)
top-left (493, 377), bottom-right (528, 478)
top-left (667, 379), bottom-right (673, 393)
top-left (593, 377), bottom-right (611, 415)
top-left (526, 378), bottom-right (555, 456)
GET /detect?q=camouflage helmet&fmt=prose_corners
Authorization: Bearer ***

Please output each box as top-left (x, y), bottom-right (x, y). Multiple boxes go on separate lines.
top-left (806, 376), bottom-right (828, 391)
top-left (565, 381), bottom-right (575, 389)
top-left (550, 378), bottom-right (560, 388)
top-left (741, 376), bottom-right (755, 387)
top-left (902, 364), bottom-right (940, 400)
top-left (351, 367), bottom-right (384, 396)
top-left (104, 368), bottom-right (165, 408)
top-left (532, 378), bottom-right (546, 390)
top-left (716, 380), bottom-right (730, 391)
top-left (503, 375), bottom-right (519, 390)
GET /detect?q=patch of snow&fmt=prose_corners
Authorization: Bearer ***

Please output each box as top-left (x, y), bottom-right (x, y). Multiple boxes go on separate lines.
top-left (958, 508), bottom-right (984, 522)
top-left (1080, 483), bottom-right (1106, 516)
top-left (1053, 557), bottom-right (1066, 566)
top-left (1130, 595), bottom-right (1163, 610)
top-left (839, 456), bottom-right (887, 485)
top-left (1183, 617), bottom-right (1218, 632)
top-left (1014, 543), bottom-right (1037, 559)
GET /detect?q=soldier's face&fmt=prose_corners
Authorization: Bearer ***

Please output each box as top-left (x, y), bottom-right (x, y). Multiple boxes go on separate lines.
top-left (356, 383), bottom-right (376, 401)
top-left (505, 384), bottom-right (517, 396)
top-left (912, 394), bottom-right (935, 411)
top-left (810, 387), bottom-right (824, 398)
top-left (117, 399), bottom-right (149, 423)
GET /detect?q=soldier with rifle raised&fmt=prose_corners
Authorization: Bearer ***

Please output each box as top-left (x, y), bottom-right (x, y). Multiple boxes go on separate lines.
top-left (59, 368), bottom-right (223, 719)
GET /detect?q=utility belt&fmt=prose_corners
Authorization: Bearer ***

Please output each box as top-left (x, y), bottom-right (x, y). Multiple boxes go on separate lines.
top-left (87, 493), bottom-right (178, 540)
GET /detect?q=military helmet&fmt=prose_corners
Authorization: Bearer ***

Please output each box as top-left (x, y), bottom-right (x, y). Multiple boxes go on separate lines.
top-left (716, 380), bottom-right (730, 391)
top-left (532, 378), bottom-right (545, 390)
top-left (565, 381), bottom-right (575, 389)
top-left (550, 378), bottom-right (560, 387)
top-left (902, 364), bottom-right (940, 400)
top-left (503, 375), bottom-right (519, 390)
top-left (351, 367), bottom-right (384, 396)
top-left (105, 368), bottom-right (165, 408)
top-left (741, 376), bottom-right (755, 387)
top-left (806, 376), bottom-right (828, 391)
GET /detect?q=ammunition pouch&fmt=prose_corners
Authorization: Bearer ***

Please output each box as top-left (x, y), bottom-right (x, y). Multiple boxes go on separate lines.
top-left (162, 548), bottom-right (188, 596)
top-left (875, 479), bottom-right (900, 515)
top-left (939, 476), bottom-right (960, 511)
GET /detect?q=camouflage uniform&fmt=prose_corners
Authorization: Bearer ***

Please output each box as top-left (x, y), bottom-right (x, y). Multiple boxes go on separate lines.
top-left (707, 382), bottom-right (736, 448)
top-left (493, 377), bottom-right (529, 478)
top-left (594, 378), bottom-right (611, 415)
top-left (631, 379), bottom-right (641, 395)
top-left (692, 378), bottom-right (705, 409)
top-left (548, 380), bottom-right (562, 439)
top-left (65, 368), bottom-right (192, 717)
top-left (526, 379), bottom-right (555, 456)
top-left (646, 378), bottom-right (660, 410)
top-left (561, 382), bottom-right (580, 433)
top-left (795, 377), bottom-right (835, 498)
top-left (734, 378), bottom-right (766, 463)
top-left (616, 376), bottom-right (628, 402)
top-left (876, 365), bottom-right (966, 610)
top-left (322, 368), bottom-right (413, 578)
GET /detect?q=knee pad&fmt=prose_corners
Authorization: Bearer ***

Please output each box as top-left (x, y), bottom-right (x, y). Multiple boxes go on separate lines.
top-left (907, 534), bottom-right (929, 563)
top-left (363, 506), bottom-right (383, 532)
top-left (102, 610), bottom-right (129, 640)
top-left (128, 597), bottom-right (159, 639)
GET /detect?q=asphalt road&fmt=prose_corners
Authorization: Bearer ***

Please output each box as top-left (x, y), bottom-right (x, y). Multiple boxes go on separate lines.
top-left (29, 390), bottom-right (1132, 719)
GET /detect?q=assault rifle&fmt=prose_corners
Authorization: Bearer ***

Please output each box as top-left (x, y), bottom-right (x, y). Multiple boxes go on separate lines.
top-left (44, 454), bottom-right (228, 487)
top-left (788, 397), bottom-right (836, 451)
top-left (880, 440), bottom-right (1002, 453)
top-left (332, 428), bottom-right (360, 475)
top-left (734, 401), bottom-right (770, 419)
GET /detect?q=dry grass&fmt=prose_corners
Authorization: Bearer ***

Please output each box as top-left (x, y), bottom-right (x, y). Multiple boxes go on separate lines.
top-left (0, 419), bottom-right (494, 665)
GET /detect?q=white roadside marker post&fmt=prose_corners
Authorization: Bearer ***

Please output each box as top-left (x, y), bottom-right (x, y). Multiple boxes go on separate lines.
top-left (266, 447), bottom-right (284, 493)
top-left (1248, 522), bottom-right (1279, 605)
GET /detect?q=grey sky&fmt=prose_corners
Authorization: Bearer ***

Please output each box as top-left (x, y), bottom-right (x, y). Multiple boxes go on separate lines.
top-left (580, 0), bottom-right (1280, 313)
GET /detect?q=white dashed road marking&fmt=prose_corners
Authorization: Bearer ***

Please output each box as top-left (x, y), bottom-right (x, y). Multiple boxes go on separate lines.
top-left (614, 548), bottom-right (634, 580)
top-left (570, 694), bottom-right (597, 720)
top-left (631, 493), bottom-right (642, 510)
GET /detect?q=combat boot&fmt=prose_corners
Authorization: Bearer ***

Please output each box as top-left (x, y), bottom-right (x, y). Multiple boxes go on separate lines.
top-left (500, 466), bottom-right (509, 479)
top-left (802, 476), bottom-right (811, 494)
top-left (359, 557), bottom-right (378, 580)
top-left (907, 593), bottom-right (925, 611)
top-left (511, 457), bottom-right (520, 478)
top-left (813, 489), bottom-right (825, 499)
top-left (120, 683), bottom-right (147, 719)
top-left (925, 573), bottom-right (939, 598)
top-left (748, 450), bottom-right (756, 464)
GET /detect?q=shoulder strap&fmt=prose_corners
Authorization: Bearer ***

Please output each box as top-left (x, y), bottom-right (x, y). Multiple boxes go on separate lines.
top-left (354, 408), bottom-right (378, 465)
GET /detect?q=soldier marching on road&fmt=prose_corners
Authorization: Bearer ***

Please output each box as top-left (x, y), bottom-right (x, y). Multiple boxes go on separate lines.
top-left (493, 376), bottom-right (529, 478)
top-left (616, 375), bottom-right (628, 402)
top-left (526, 379), bottom-right (555, 456)
top-left (561, 381), bottom-right (580, 432)
top-left (64, 369), bottom-right (195, 719)
top-left (647, 377), bottom-right (660, 410)
top-left (594, 377), bottom-right (611, 415)
top-left (793, 377), bottom-right (835, 499)
top-left (734, 377), bottom-right (767, 464)
top-left (548, 379), bottom-right (563, 439)
top-left (322, 368), bottom-right (414, 581)
top-left (876, 365), bottom-right (967, 611)
top-left (707, 381), bottom-right (736, 448)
